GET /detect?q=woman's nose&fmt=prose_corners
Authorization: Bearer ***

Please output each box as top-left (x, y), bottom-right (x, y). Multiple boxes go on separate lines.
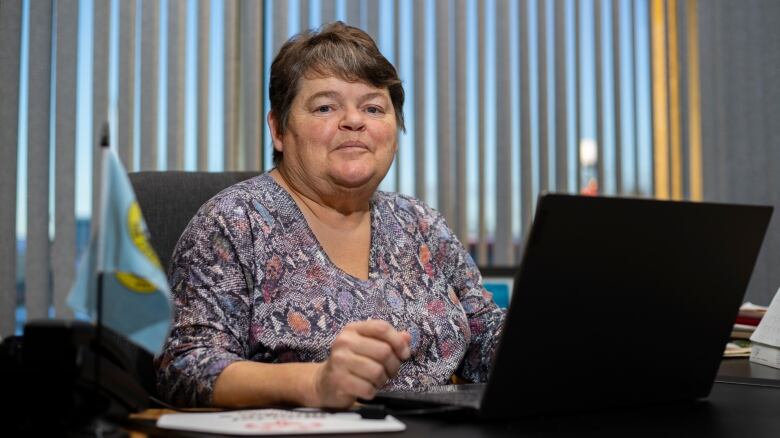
top-left (339, 107), bottom-right (366, 132)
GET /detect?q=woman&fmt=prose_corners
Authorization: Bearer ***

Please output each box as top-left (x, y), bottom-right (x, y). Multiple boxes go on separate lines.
top-left (156, 22), bottom-right (505, 409)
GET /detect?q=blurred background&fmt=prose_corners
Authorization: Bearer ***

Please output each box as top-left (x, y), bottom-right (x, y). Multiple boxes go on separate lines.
top-left (1, 0), bottom-right (778, 336)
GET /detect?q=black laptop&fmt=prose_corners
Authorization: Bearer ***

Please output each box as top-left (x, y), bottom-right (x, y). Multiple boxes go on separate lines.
top-left (372, 193), bottom-right (773, 418)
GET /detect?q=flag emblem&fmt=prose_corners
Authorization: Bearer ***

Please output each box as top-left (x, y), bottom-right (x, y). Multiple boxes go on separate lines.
top-left (128, 201), bottom-right (162, 268)
top-left (115, 271), bottom-right (157, 293)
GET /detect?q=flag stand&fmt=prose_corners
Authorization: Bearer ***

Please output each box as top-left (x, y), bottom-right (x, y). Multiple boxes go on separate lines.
top-left (76, 125), bottom-right (127, 438)
top-left (42, 117), bottom-right (171, 435)
top-left (15, 121), bottom-right (162, 435)
top-left (93, 270), bottom-right (104, 414)
top-left (93, 123), bottom-right (110, 410)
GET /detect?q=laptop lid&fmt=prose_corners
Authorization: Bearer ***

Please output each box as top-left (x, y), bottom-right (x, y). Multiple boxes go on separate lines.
top-left (480, 194), bottom-right (772, 418)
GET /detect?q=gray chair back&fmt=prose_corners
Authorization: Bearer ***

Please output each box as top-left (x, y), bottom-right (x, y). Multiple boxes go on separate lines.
top-left (128, 171), bottom-right (259, 274)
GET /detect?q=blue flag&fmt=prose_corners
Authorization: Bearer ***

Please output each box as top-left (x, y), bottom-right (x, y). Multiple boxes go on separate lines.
top-left (67, 147), bottom-right (172, 354)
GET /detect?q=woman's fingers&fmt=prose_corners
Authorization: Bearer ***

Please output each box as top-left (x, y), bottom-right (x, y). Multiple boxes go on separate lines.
top-left (315, 354), bottom-right (380, 406)
top-left (312, 362), bottom-right (369, 407)
top-left (348, 320), bottom-right (411, 360)
top-left (334, 331), bottom-right (403, 377)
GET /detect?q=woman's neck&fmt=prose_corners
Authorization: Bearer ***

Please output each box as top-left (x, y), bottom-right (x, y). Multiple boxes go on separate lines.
top-left (271, 167), bottom-right (372, 230)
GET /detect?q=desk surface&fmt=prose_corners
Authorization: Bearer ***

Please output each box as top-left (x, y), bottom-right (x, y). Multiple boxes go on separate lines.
top-left (128, 360), bottom-right (780, 438)
top-left (391, 382), bottom-right (780, 438)
top-left (717, 357), bottom-right (780, 387)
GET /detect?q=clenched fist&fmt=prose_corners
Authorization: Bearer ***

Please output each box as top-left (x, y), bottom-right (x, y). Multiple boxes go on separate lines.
top-left (306, 320), bottom-right (411, 408)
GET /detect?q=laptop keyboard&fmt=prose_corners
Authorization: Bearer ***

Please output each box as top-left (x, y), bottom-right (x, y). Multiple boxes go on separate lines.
top-left (374, 383), bottom-right (485, 409)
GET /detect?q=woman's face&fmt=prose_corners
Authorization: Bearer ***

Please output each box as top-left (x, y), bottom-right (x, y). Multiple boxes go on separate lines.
top-left (270, 75), bottom-right (398, 194)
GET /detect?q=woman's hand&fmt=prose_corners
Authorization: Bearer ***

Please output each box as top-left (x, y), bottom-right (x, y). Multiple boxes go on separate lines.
top-left (308, 320), bottom-right (411, 408)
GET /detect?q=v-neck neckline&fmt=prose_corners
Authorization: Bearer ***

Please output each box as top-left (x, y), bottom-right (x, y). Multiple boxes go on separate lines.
top-left (263, 172), bottom-right (379, 285)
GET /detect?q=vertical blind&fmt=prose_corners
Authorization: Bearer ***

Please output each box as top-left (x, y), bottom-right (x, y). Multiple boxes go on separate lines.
top-left (0, 0), bottom-right (702, 337)
top-left (0, 0), bottom-right (23, 337)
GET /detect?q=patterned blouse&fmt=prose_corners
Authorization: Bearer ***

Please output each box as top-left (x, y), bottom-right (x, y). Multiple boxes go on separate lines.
top-left (155, 172), bottom-right (505, 406)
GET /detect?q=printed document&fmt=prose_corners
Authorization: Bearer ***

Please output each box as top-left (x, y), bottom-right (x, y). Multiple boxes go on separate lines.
top-left (157, 408), bottom-right (405, 435)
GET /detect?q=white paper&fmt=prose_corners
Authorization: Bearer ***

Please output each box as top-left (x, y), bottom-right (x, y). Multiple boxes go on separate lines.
top-left (750, 343), bottom-right (780, 370)
top-left (157, 408), bottom-right (406, 435)
top-left (750, 287), bottom-right (780, 347)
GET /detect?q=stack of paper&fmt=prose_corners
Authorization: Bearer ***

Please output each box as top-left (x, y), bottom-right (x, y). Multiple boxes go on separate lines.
top-left (731, 302), bottom-right (767, 339)
top-left (724, 302), bottom-right (768, 358)
top-left (723, 339), bottom-right (752, 358)
top-left (157, 408), bottom-right (405, 435)
top-left (750, 288), bottom-right (780, 369)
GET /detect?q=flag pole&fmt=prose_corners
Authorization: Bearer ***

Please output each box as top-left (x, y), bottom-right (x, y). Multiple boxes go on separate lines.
top-left (94, 122), bottom-right (111, 411)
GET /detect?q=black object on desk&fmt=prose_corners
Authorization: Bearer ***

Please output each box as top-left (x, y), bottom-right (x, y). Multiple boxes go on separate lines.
top-left (1, 319), bottom-right (154, 433)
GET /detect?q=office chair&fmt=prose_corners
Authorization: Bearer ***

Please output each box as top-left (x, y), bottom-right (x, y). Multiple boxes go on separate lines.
top-left (129, 171), bottom-right (259, 274)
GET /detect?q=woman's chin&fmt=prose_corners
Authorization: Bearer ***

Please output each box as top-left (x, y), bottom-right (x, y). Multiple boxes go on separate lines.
top-left (328, 165), bottom-right (380, 189)
top-left (331, 174), bottom-right (375, 189)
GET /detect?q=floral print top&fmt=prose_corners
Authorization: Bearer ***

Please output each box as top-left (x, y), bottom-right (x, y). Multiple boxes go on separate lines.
top-left (155, 172), bottom-right (505, 406)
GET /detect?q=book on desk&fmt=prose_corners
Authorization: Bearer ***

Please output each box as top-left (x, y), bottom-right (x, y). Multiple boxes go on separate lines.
top-left (724, 302), bottom-right (765, 358)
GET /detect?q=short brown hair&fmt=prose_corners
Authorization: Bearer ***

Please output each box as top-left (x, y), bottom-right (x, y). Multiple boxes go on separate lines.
top-left (268, 21), bottom-right (405, 165)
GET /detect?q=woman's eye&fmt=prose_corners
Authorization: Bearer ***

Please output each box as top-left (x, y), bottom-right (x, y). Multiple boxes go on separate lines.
top-left (316, 105), bottom-right (331, 113)
top-left (366, 106), bottom-right (383, 115)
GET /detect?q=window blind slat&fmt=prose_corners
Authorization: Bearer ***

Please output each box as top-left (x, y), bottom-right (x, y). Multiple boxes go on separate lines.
top-left (26, 0), bottom-right (54, 320)
top-left (52, 0), bottom-right (79, 319)
top-left (639, 0), bottom-right (654, 196)
top-left (321, 0), bottom-right (337, 24)
top-left (393, 0), bottom-right (402, 192)
top-left (436, 0), bottom-right (454, 226)
top-left (686, 0), bottom-right (703, 201)
top-left (631, 0), bottom-right (641, 195)
top-left (140, 0), bottom-right (159, 171)
top-left (240, 0), bottom-right (263, 171)
top-left (0, 0), bottom-right (23, 336)
top-left (224, 0), bottom-right (239, 171)
top-left (455, 0), bottom-right (468, 242)
top-left (575, 0), bottom-right (582, 192)
top-left (413, 0), bottom-right (426, 200)
top-left (612, 0), bottom-right (624, 193)
top-left (495, 0), bottom-right (514, 265)
top-left (118, 0), bottom-right (137, 168)
top-left (197, 0), bottom-right (210, 170)
top-left (595, 0), bottom-right (606, 194)
top-left (538, 0), bottom-right (550, 194)
top-left (477, 0), bottom-right (488, 264)
top-left (365, 0), bottom-right (379, 43)
top-left (709, 2), bottom-right (726, 200)
top-left (667, 0), bottom-right (683, 200)
top-left (273, 0), bottom-right (288, 56)
top-left (651, 0), bottom-right (670, 199)
top-left (676, 0), bottom-right (689, 199)
top-left (519, 0), bottom-right (533, 244)
top-left (167, 0), bottom-right (186, 170)
top-left (300, 0), bottom-right (309, 31)
top-left (554, 0), bottom-right (568, 194)
top-left (346, 0), bottom-right (360, 26)
top-left (92, 0), bottom-right (110, 223)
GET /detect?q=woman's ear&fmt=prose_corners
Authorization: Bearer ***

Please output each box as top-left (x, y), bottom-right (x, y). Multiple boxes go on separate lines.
top-left (267, 111), bottom-right (283, 152)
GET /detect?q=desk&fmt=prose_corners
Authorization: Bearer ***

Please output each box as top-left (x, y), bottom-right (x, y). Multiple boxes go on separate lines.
top-left (126, 365), bottom-right (780, 438)
top-left (391, 383), bottom-right (780, 438)
top-left (717, 357), bottom-right (780, 387)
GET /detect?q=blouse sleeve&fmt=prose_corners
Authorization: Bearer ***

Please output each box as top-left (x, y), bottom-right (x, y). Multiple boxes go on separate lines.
top-left (424, 207), bottom-right (506, 383)
top-left (154, 196), bottom-right (257, 407)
